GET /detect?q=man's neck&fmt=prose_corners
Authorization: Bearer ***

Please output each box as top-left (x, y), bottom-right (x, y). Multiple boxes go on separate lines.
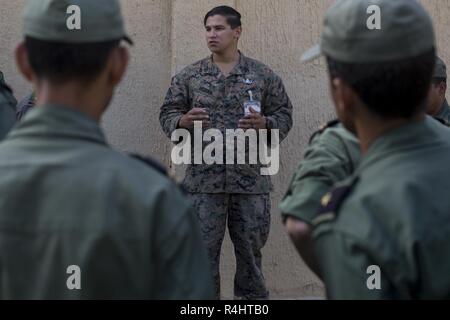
top-left (355, 113), bottom-right (426, 155)
top-left (212, 49), bottom-right (240, 78)
top-left (35, 81), bottom-right (105, 122)
top-left (212, 48), bottom-right (240, 65)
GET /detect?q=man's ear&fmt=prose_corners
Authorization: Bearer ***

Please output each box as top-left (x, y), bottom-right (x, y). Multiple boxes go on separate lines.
top-left (234, 26), bottom-right (242, 40)
top-left (15, 41), bottom-right (35, 83)
top-left (331, 78), bottom-right (356, 114)
top-left (107, 46), bottom-right (129, 87)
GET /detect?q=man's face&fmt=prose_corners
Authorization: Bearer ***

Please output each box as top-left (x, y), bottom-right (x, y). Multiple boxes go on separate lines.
top-left (426, 81), bottom-right (446, 116)
top-left (205, 15), bottom-right (241, 54)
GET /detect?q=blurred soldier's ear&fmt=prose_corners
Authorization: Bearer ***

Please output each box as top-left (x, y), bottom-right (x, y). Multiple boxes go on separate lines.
top-left (329, 77), bottom-right (358, 132)
top-left (15, 41), bottom-right (34, 83)
top-left (330, 78), bottom-right (356, 115)
top-left (106, 46), bottom-right (129, 87)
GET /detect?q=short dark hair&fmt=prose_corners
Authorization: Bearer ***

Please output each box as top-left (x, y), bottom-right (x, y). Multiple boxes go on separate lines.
top-left (25, 37), bottom-right (120, 84)
top-left (204, 6), bottom-right (242, 29)
top-left (432, 77), bottom-right (447, 85)
top-left (326, 49), bottom-right (436, 119)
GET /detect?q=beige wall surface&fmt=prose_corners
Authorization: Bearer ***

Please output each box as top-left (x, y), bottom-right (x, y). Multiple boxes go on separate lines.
top-left (1, 0), bottom-right (449, 299)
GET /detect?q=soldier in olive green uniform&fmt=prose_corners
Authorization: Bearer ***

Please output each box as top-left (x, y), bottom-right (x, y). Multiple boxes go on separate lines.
top-left (290, 0), bottom-right (450, 299)
top-left (428, 57), bottom-right (450, 125)
top-left (281, 116), bottom-right (447, 275)
top-left (160, 6), bottom-right (293, 299)
top-left (0, 71), bottom-right (17, 139)
top-left (0, 0), bottom-right (213, 300)
top-left (281, 56), bottom-right (448, 236)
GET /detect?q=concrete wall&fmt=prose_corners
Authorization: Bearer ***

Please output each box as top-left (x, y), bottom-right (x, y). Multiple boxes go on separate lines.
top-left (1, 0), bottom-right (449, 299)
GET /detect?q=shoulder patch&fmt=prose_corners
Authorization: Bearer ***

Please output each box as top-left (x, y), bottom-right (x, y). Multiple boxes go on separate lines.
top-left (312, 177), bottom-right (359, 227)
top-left (129, 153), bottom-right (168, 176)
top-left (308, 119), bottom-right (341, 144)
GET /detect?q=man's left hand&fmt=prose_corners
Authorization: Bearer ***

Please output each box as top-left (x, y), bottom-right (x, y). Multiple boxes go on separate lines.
top-left (238, 108), bottom-right (266, 130)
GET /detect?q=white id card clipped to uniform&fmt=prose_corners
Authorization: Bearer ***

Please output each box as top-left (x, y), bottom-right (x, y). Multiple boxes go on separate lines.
top-left (244, 90), bottom-right (261, 116)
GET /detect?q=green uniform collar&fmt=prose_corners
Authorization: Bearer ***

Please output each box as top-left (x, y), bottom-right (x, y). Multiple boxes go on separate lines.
top-left (8, 104), bottom-right (107, 146)
top-left (202, 51), bottom-right (249, 76)
top-left (357, 117), bottom-right (436, 174)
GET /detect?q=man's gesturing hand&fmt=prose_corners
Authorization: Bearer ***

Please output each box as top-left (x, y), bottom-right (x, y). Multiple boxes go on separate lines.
top-left (179, 108), bottom-right (210, 129)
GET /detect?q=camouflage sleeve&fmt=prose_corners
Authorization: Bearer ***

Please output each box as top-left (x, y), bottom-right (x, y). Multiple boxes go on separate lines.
top-left (153, 184), bottom-right (214, 300)
top-left (264, 73), bottom-right (293, 142)
top-left (159, 73), bottom-right (190, 140)
top-left (314, 226), bottom-right (395, 299)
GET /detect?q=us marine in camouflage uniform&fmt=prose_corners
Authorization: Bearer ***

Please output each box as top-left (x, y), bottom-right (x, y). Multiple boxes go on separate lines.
top-left (160, 6), bottom-right (293, 299)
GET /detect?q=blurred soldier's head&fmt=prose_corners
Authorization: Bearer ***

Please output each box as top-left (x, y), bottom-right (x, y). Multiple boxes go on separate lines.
top-left (15, 0), bottom-right (133, 120)
top-left (427, 56), bottom-right (447, 116)
top-left (301, 0), bottom-right (436, 134)
top-left (204, 6), bottom-right (242, 54)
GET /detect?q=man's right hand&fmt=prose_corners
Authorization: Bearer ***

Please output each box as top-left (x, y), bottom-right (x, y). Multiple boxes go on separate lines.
top-left (178, 108), bottom-right (210, 129)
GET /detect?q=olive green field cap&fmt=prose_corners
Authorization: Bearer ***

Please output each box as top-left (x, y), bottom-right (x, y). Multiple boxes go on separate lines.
top-left (23, 0), bottom-right (133, 45)
top-left (435, 56), bottom-right (447, 79)
top-left (301, 0), bottom-right (435, 63)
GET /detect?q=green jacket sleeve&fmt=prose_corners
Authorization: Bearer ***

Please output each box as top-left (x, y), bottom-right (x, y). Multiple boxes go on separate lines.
top-left (280, 129), bottom-right (358, 224)
top-left (153, 185), bottom-right (214, 300)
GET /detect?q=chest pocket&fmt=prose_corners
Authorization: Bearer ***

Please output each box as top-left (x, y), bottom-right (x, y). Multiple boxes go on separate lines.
top-left (233, 83), bottom-right (265, 115)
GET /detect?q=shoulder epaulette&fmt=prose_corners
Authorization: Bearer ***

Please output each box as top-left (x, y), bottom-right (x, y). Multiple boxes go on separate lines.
top-left (312, 177), bottom-right (359, 227)
top-left (308, 119), bottom-right (341, 144)
top-left (129, 153), bottom-right (168, 176)
top-left (129, 153), bottom-right (189, 194)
